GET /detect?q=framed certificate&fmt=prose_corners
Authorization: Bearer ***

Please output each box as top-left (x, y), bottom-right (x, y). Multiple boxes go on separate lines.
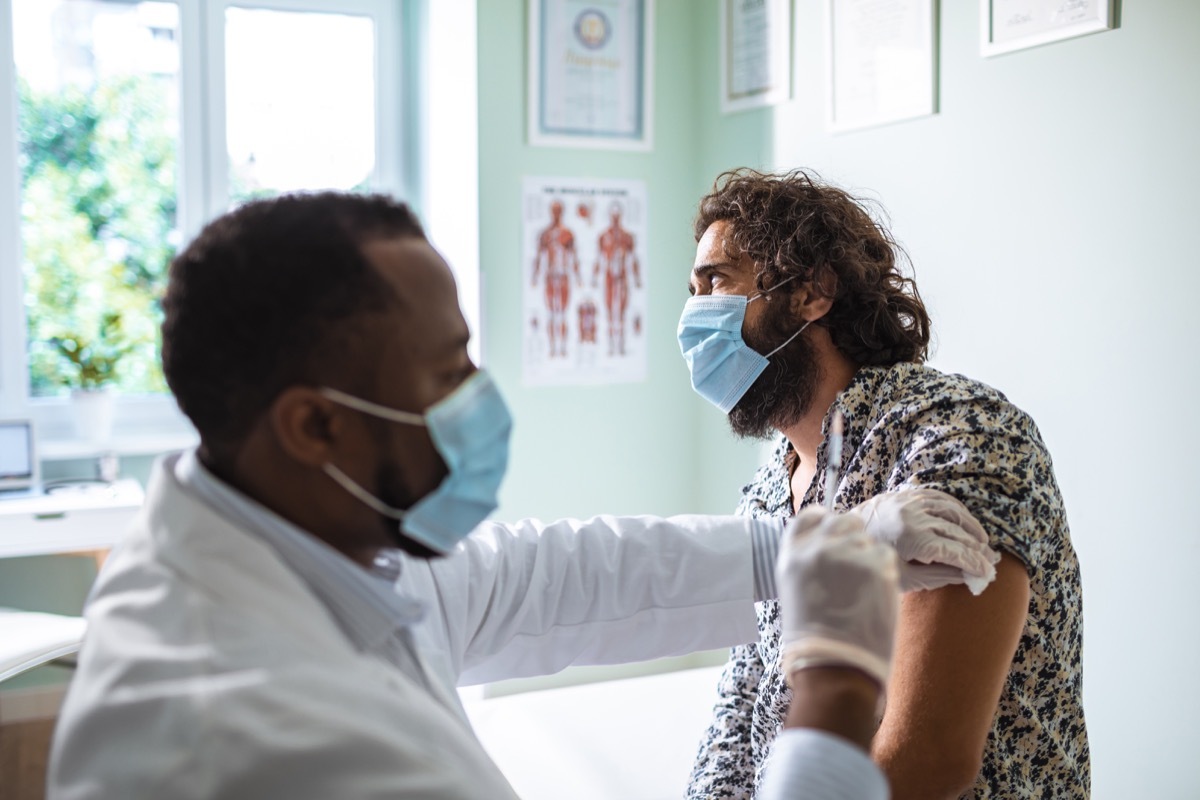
top-left (982, 0), bottom-right (1116, 57)
top-left (827, 0), bottom-right (937, 133)
top-left (720, 0), bottom-right (792, 114)
top-left (528, 0), bottom-right (654, 150)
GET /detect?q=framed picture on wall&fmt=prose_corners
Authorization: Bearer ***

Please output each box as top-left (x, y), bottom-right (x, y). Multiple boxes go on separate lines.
top-left (981, 0), bottom-right (1116, 57)
top-left (719, 0), bottom-right (792, 114)
top-left (528, 0), bottom-right (654, 150)
top-left (827, 0), bottom-right (937, 133)
top-left (520, 177), bottom-right (649, 386)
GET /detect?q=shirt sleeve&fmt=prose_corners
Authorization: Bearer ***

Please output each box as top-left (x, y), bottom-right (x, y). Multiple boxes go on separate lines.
top-left (757, 729), bottom-right (889, 800)
top-left (750, 518), bottom-right (784, 602)
top-left (888, 398), bottom-right (1056, 573)
top-left (685, 642), bottom-right (764, 800)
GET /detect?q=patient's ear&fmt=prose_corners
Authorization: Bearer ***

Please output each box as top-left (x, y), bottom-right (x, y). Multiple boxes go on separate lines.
top-left (268, 387), bottom-right (342, 467)
top-left (790, 280), bottom-right (836, 323)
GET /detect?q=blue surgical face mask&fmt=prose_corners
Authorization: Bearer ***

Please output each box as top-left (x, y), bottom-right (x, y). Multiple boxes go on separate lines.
top-left (677, 278), bottom-right (810, 414)
top-left (318, 370), bottom-right (513, 555)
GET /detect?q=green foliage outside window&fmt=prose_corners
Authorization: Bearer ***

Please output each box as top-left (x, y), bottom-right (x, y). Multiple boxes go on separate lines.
top-left (18, 73), bottom-right (177, 396)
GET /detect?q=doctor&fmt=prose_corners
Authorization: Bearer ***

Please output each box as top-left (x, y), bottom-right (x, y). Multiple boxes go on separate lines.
top-left (49, 193), bottom-right (993, 798)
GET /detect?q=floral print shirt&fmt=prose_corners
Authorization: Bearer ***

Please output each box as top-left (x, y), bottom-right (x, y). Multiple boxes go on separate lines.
top-left (686, 362), bottom-right (1090, 799)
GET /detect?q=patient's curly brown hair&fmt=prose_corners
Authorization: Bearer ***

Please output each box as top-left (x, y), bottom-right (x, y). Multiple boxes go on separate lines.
top-left (695, 168), bottom-right (931, 365)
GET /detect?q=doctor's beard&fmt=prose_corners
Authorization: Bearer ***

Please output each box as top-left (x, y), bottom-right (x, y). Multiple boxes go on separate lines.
top-left (728, 304), bottom-right (821, 440)
top-left (376, 460), bottom-right (440, 560)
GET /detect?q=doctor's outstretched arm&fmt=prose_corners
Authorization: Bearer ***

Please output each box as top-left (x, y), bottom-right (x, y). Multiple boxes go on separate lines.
top-left (410, 513), bottom-right (782, 685)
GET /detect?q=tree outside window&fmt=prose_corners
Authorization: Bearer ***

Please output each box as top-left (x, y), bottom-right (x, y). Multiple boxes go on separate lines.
top-left (15, 0), bottom-right (179, 397)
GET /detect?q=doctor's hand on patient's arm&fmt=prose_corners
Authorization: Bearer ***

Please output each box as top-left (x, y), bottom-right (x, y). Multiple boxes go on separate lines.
top-left (849, 488), bottom-right (1001, 595)
top-left (776, 507), bottom-right (900, 751)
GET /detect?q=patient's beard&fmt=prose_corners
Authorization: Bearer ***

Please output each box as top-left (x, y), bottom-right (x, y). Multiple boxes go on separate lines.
top-left (728, 305), bottom-right (821, 440)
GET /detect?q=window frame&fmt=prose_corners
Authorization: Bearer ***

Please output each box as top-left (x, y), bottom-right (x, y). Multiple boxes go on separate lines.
top-left (201, 0), bottom-right (405, 222)
top-left (0, 0), bottom-right (413, 453)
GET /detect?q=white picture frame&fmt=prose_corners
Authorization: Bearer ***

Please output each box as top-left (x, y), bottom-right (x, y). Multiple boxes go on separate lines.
top-left (827, 0), bottom-right (937, 134)
top-left (528, 0), bottom-right (654, 150)
top-left (981, 0), bottom-right (1116, 57)
top-left (719, 0), bottom-right (792, 114)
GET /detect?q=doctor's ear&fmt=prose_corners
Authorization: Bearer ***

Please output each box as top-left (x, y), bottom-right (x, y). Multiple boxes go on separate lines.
top-left (268, 387), bottom-right (342, 467)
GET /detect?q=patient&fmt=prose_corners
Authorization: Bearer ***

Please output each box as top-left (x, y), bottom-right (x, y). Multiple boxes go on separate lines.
top-left (679, 169), bottom-right (1089, 799)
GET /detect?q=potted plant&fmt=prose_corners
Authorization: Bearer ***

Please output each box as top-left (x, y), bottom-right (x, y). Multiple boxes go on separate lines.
top-left (47, 311), bottom-right (133, 443)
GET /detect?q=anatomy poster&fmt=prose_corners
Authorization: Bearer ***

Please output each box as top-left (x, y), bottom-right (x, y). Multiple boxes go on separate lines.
top-left (522, 176), bottom-right (648, 386)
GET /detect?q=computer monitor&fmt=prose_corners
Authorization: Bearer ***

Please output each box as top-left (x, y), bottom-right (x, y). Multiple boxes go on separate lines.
top-left (0, 420), bottom-right (38, 492)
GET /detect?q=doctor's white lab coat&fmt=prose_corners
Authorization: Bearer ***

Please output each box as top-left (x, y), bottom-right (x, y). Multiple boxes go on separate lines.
top-left (48, 456), bottom-right (760, 799)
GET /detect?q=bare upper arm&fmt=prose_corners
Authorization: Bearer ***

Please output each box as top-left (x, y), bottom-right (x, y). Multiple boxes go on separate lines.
top-left (871, 552), bottom-right (1031, 800)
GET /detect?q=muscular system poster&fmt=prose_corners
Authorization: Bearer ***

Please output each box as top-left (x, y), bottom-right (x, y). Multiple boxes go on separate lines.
top-left (522, 176), bottom-right (648, 386)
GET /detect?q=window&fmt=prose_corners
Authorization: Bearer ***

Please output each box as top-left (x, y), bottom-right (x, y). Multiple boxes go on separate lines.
top-left (0, 0), bottom-right (408, 446)
top-left (223, 7), bottom-right (378, 205)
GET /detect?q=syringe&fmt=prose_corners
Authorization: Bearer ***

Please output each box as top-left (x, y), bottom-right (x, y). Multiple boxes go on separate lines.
top-left (822, 409), bottom-right (844, 510)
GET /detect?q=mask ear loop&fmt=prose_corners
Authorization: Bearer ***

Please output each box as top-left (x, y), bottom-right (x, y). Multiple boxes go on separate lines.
top-left (317, 388), bottom-right (424, 521)
top-left (322, 463), bottom-right (409, 520)
top-left (320, 387), bottom-right (426, 426)
top-left (764, 320), bottom-right (812, 358)
top-left (748, 273), bottom-right (800, 304)
top-left (747, 273), bottom-right (810, 358)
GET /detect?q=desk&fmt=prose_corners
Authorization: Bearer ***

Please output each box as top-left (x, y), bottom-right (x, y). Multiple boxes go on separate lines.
top-left (0, 481), bottom-right (143, 559)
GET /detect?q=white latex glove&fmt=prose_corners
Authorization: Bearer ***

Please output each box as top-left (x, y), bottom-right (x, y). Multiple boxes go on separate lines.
top-left (849, 488), bottom-right (1002, 595)
top-left (777, 507), bottom-right (900, 690)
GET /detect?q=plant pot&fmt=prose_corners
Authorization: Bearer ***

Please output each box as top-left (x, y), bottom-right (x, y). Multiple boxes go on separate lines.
top-left (70, 387), bottom-right (117, 444)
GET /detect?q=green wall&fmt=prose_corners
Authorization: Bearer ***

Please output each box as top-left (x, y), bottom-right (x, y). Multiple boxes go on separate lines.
top-left (478, 0), bottom-right (763, 523)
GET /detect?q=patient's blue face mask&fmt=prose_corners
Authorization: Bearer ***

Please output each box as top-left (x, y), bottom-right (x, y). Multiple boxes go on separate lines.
top-left (677, 277), bottom-right (810, 414)
top-left (318, 370), bottom-right (513, 555)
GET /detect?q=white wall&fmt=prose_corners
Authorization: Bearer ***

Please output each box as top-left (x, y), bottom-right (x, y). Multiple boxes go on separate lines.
top-left (752, 1), bottom-right (1199, 796)
top-left (423, 0), bottom-right (481, 361)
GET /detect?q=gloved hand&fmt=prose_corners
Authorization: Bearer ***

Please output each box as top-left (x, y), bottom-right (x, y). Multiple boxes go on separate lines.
top-left (777, 507), bottom-right (899, 690)
top-left (848, 488), bottom-right (1001, 595)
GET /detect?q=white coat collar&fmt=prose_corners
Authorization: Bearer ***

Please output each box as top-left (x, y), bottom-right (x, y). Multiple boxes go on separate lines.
top-left (172, 449), bottom-right (424, 655)
top-left (117, 452), bottom-right (415, 659)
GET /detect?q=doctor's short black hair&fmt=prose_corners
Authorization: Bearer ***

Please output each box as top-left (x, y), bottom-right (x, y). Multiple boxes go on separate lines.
top-left (161, 192), bottom-right (425, 458)
top-left (695, 168), bottom-right (931, 366)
